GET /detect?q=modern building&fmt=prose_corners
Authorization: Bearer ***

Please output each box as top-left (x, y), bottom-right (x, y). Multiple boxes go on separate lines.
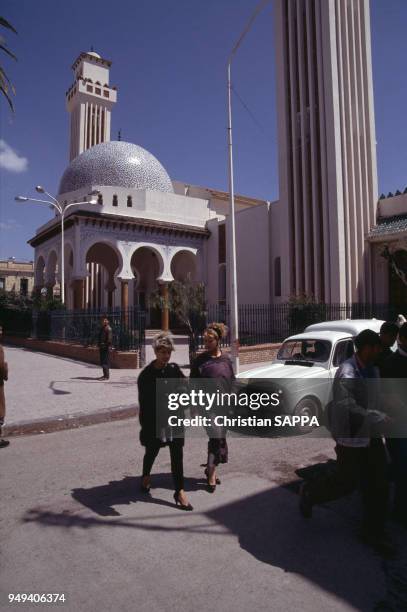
top-left (273, 0), bottom-right (378, 303)
top-left (0, 259), bottom-right (34, 295)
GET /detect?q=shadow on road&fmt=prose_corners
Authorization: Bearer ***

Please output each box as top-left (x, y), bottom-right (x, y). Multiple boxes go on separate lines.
top-left (71, 474), bottom-right (207, 516)
top-left (49, 382), bottom-right (72, 395)
top-left (22, 477), bottom-right (407, 610)
top-left (70, 376), bottom-right (103, 381)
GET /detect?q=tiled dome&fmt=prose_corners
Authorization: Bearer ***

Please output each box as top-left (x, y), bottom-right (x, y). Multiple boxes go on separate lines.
top-left (59, 141), bottom-right (173, 194)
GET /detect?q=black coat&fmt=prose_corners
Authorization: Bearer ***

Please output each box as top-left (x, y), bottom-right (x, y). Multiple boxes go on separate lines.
top-left (137, 361), bottom-right (185, 447)
top-left (381, 350), bottom-right (407, 435)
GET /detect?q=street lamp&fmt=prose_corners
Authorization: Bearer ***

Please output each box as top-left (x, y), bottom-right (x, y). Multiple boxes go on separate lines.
top-left (15, 188), bottom-right (101, 304)
top-left (226, 0), bottom-right (270, 374)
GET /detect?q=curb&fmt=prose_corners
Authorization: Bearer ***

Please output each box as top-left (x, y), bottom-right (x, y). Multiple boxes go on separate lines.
top-left (4, 405), bottom-right (139, 437)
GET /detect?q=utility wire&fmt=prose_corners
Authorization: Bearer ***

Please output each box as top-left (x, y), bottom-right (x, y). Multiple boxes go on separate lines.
top-left (231, 84), bottom-right (269, 138)
top-left (232, 84), bottom-right (313, 155)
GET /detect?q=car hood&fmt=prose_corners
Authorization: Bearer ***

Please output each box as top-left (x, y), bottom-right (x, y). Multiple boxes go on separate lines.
top-left (238, 361), bottom-right (328, 379)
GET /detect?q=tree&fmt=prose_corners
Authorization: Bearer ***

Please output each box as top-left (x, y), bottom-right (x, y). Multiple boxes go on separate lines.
top-left (382, 246), bottom-right (407, 287)
top-left (0, 16), bottom-right (17, 112)
top-left (149, 278), bottom-right (206, 358)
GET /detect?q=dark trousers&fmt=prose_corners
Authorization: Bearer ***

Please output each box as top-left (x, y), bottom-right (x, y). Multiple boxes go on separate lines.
top-left (99, 348), bottom-right (110, 378)
top-left (142, 439), bottom-right (184, 492)
top-left (387, 438), bottom-right (407, 518)
top-left (308, 439), bottom-right (389, 537)
top-left (207, 438), bottom-right (228, 468)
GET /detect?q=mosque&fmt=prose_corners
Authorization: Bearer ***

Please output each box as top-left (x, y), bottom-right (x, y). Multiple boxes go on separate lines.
top-left (29, 0), bottom-right (407, 327)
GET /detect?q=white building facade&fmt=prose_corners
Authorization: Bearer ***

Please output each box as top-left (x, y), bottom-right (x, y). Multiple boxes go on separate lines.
top-left (30, 51), bottom-right (262, 321)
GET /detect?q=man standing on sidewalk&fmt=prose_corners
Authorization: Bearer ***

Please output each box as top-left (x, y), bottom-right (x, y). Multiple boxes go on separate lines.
top-left (98, 316), bottom-right (113, 380)
top-left (0, 325), bottom-right (10, 448)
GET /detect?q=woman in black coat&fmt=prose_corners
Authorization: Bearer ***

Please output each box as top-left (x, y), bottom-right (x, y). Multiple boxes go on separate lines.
top-left (138, 332), bottom-right (192, 510)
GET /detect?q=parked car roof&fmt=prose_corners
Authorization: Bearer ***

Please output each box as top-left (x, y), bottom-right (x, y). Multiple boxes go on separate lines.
top-left (305, 319), bottom-right (385, 336)
top-left (281, 330), bottom-right (353, 344)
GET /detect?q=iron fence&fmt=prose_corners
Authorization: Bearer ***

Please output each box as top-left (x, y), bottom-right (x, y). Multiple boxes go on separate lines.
top-left (2, 302), bottom-right (401, 360)
top-left (32, 307), bottom-right (146, 360)
top-left (0, 306), bottom-right (32, 338)
top-left (190, 302), bottom-right (400, 351)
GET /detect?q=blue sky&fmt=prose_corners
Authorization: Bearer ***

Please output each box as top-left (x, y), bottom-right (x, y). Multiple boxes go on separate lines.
top-left (0, 0), bottom-right (406, 260)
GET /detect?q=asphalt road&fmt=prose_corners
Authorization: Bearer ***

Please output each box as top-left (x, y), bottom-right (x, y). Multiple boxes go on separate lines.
top-left (2, 421), bottom-right (406, 612)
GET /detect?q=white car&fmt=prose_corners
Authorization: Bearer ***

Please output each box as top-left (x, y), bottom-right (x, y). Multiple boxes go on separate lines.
top-left (236, 319), bottom-right (385, 430)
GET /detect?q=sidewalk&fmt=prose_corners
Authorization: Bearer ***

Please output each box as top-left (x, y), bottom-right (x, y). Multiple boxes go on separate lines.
top-left (2, 346), bottom-right (270, 436)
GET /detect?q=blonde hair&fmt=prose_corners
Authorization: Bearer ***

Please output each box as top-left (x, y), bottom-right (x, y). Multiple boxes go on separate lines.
top-left (205, 322), bottom-right (228, 340)
top-left (152, 332), bottom-right (175, 352)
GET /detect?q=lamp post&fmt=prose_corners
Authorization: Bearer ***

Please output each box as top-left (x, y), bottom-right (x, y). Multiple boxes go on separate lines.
top-left (15, 187), bottom-right (100, 304)
top-left (227, 0), bottom-right (270, 374)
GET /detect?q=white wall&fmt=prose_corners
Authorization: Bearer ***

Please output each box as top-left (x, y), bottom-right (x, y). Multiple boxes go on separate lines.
top-left (378, 193), bottom-right (407, 218)
top-left (235, 203), bottom-right (271, 304)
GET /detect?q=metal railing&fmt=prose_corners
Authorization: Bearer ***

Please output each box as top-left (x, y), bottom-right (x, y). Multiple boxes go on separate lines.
top-left (0, 306), bottom-right (32, 338)
top-left (32, 307), bottom-right (146, 361)
top-left (190, 302), bottom-right (400, 351)
top-left (2, 302), bottom-right (401, 360)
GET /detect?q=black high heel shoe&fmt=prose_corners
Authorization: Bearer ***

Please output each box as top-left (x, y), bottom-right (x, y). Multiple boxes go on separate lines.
top-left (140, 477), bottom-right (151, 493)
top-left (206, 479), bottom-right (216, 493)
top-left (173, 492), bottom-right (193, 511)
top-left (204, 467), bottom-right (221, 485)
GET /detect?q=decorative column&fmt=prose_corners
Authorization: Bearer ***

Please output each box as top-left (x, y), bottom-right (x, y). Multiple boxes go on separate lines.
top-left (121, 279), bottom-right (129, 325)
top-left (72, 279), bottom-right (85, 310)
top-left (160, 281), bottom-right (169, 332)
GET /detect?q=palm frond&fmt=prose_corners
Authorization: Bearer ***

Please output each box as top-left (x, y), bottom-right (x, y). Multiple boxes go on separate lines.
top-left (0, 17), bottom-right (17, 35)
top-left (0, 82), bottom-right (14, 110)
top-left (0, 65), bottom-right (13, 86)
top-left (0, 43), bottom-right (17, 61)
top-left (0, 16), bottom-right (17, 112)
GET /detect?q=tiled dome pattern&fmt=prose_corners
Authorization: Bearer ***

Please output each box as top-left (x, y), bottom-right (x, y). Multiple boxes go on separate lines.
top-left (59, 141), bottom-right (173, 194)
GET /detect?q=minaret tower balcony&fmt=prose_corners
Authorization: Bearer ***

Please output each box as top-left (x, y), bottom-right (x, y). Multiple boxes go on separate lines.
top-left (66, 51), bottom-right (118, 161)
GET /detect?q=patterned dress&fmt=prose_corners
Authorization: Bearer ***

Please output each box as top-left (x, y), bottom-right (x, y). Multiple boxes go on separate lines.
top-left (190, 352), bottom-right (235, 466)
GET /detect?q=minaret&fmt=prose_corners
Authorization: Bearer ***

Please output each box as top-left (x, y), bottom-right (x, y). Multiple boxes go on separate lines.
top-left (274, 0), bottom-right (378, 303)
top-left (66, 51), bottom-right (118, 161)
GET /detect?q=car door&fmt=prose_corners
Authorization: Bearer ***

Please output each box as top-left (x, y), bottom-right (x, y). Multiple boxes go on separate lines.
top-left (330, 338), bottom-right (355, 376)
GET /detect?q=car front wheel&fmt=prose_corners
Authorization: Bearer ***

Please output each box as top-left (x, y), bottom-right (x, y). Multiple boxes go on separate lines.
top-left (293, 398), bottom-right (319, 434)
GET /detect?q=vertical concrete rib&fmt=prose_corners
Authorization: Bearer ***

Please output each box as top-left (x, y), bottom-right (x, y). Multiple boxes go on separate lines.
top-left (315, 0), bottom-right (331, 299)
top-left (334, 0), bottom-right (350, 302)
top-left (288, 0), bottom-right (303, 293)
top-left (348, 1), bottom-right (364, 300)
top-left (296, 0), bottom-right (312, 294)
top-left (360, 0), bottom-right (378, 300)
top-left (305, 0), bottom-right (321, 300)
top-left (340, 0), bottom-right (358, 301)
top-left (354, 0), bottom-right (369, 300)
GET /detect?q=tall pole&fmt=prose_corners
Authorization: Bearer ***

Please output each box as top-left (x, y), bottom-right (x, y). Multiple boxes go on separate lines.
top-left (226, 0), bottom-right (270, 375)
top-left (61, 209), bottom-right (65, 304)
top-left (227, 62), bottom-right (239, 374)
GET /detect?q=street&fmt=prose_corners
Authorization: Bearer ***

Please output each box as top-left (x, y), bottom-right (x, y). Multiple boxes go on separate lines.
top-left (2, 419), bottom-right (407, 611)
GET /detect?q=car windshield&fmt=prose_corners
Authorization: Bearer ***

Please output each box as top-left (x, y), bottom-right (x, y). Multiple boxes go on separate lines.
top-left (277, 339), bottom-right (331, 363)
